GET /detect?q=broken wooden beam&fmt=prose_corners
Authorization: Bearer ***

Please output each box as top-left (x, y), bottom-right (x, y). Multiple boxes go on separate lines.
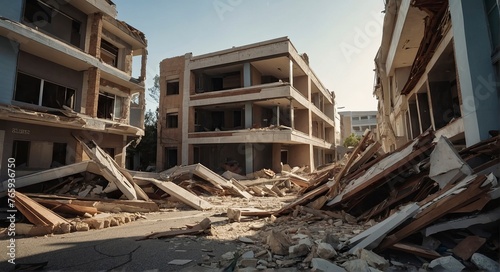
top-left (145, 178), bottom-right (213, 210)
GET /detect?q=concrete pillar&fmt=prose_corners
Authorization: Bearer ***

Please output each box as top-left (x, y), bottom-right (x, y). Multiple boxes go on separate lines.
top-left (450, 0), bottom-right (500, 146)
top-left (88, 13), bottom-right (103, 58)
top-left (276, 106), bottom-right (280, 126)
top-left (181, 54), bottom-right (191, 165)
top-left (245, 143), bottom-right (253, 174)
top-left (243, 62), bottom-right (251, 87)
top-left (86, 67), bottom-right (100, 118)
top-left (245, 102), bottom-right (252, 128)
top-left (140, 49), bottom-right (148, 82)
top-left (289, 59), bottom-right (294, 87)
top-left (290, 100), bottom-right (295, 129)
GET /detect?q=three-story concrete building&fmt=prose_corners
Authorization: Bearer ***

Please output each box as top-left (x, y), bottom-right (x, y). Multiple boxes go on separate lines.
top-left (157, 37), bottom-right (336, 174)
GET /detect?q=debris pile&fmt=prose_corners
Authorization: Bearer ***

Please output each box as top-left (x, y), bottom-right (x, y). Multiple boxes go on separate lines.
top-left (178, 130), bottom-right (500, 271)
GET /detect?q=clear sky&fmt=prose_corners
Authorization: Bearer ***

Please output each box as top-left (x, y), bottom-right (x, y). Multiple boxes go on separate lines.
top-left (112, 0), bottom-right (385, 112)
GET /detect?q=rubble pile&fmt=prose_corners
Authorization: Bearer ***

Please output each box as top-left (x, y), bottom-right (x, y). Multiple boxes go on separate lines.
top-left (1, 131), bottom-right (499, 271)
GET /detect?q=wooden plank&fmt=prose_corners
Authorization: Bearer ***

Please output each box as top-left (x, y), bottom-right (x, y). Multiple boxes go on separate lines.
top-left (347, 141), bottom-right (381, 175)
top-left (15, 192), bottom-right (69, 227)
top-left (24, 193), bottom-right (160, 212)
top-left (74, 136), bottom-right (137, 200)
top-left (274, 180), bottom-right (334, 216)
top-left (148, 179), bottom-right (213, 210)
top-left (327, 132), bottom-right (434, 208)
top-left (391, 243), bottom-right (441, 259)
top-left (378, 175), bottom-right (490, 250)
top-left (140, 218), bottom-right (211, 240)
top-left (328, 131), bottom-right (372, 196)
top-left (32, 198), bottom-right (98, 216)
top-left (425, 206), bottom-right (500, 236)
top-left (452, 236), bottom-right (486, 260)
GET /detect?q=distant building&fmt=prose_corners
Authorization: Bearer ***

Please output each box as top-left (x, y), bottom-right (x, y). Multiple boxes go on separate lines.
top-left (157, 37), bottom-right (337, 174)
top-left (374, 0), bottom-right (499, 152)
top-left (0, 0), bottom-right (148, 179)
top-left (339, 111), bottom-right (378, 145)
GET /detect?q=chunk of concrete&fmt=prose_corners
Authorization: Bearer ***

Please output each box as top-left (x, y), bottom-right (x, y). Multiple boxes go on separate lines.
top-left (289, 243), bottom-right (310, 257)
top-left (428, 256), bottom-right (465, 272)
top-left (267, 230), bottom-right (292, 255)
top-left (357, 249), bottom-right (389, 271)
top-left (342, 259), bottom-right (370, 272)
top-left (429, 136), bottom-right (472, 188)
top-left (471, 253), bottom-right (500, 272)
top-left (317, 242), bottom-right (337, 259)
top-left (311, 258), bottom-right (346, 272)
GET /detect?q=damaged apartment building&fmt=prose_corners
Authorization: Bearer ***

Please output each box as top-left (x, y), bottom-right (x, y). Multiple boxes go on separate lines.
top-left (158, 37), bottom-right (336, 174)
top-left (0, 0), bottom-right (147, 180)
top-left (374, 0), bottom-right (500, 151)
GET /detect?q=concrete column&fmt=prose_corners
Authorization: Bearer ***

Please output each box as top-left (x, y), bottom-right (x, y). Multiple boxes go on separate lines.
top-left (450, 0), bottom-right (500, 146)
top-left (88, 13), bottom-right (103, 58)
top-left (276, 106), bottom-right (280, 126)
top-left (245, 143), bottom-right (253, 174)
top-left (140, 49), bottom-right (148, 82)
top-left (289, 59), bottom-right (294, 87)
top-left (290, 100), bottom-right (295, 129)
top-left (245, 102), bottom-right (252, 128)
top-left (181, 54), bottom-right (191, 165)
top-left (86, 67), bottom-right (100, 118)
top-left (243, 62), bottom-right (251, 87)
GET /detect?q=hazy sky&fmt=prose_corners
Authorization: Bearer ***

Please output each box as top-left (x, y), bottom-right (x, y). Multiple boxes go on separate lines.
top-left (113, 0), bottom-right (385, 112)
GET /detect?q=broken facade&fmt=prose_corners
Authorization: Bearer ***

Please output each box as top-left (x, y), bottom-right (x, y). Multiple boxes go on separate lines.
top-left (0, 0), bottom-right (148, 180)
top-left (374, 0), bottom-right (500, 152)
top-left (157, 37), bottom-right (337, 174)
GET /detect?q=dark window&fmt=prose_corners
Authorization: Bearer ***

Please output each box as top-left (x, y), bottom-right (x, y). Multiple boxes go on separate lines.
top-left (233, 110), bottom-right (242, 127)
top-left (484, 0), bottom-right (500, 50)
top-left (165, 148), bottom-right (178, 169)
top-left (52, 143), bottom-right (67, 166)
top-left (12, 140), bottom-right (30, 167)
top-left (211, 77), bottom-right (223, 91)
top-left (15, 72), bottom-right (75, 109)
top-left (166, 113), bottom-right (178, 128)
top-left (166, 80), bottom-right (179, 95)
top-left (97, 92), bottom-right (115, 119)
top-left (101, 39), bottom-right (119, 67)
top-left (23, 0), bottom-right (82, 47)
top-left (103, 148), bottom-right (115, 158)
top-left (42, 81), bottom-right (75, 109)
top-left (15, 72), bottom-right (41, 105)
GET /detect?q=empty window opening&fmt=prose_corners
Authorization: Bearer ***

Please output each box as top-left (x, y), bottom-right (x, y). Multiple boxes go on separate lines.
top-left (101, 39), bottom-right (119, 67)
top-left (233, 110), bottom-right (242, 128)
top-left (15, 72), bottom-right (75, 110)
top-left (12, 140), bottom-right (30, 167)
top-left (166, 113), bottom-right (178, 128)
top-left (165, 148), bottom-right (178, 169)
top-left (166, 80), bottom-right (180, 95)
top-left (52, 142), bottom-right (67, 166)
top-left (23, 0), bottom-right (82, 47)
top-left (97, 92), bottom-right (124, 120)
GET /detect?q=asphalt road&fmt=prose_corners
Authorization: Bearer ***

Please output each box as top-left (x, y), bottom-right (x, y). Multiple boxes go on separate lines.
top-left (0, 210), bottom-right (239, 271)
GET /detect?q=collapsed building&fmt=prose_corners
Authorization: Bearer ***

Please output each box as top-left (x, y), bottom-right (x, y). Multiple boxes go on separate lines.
top-left (0, 0), bottom-right (148, 180)
top-left (373, 0), bottom-right (500, 152)
top-left (157, 37), bottom-right (338, 174)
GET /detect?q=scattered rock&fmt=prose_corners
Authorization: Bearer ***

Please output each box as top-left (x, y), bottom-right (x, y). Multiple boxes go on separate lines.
top-left (428, 256), bottom-right (465, 272)
top-left (471, 253), bottom-right (500, 272)
top-left (342, 259), bottom-right (370, 272)
top-left (267, 230), bottom-right (292, 255)
top-left (239, 237), bottom-right (255, 244)
top-left (357, 249), bottom-right (388, 271)
top-left (317, 242), bottom-right (337, 259)
top-left (311, 258), bottom-right (346, 272)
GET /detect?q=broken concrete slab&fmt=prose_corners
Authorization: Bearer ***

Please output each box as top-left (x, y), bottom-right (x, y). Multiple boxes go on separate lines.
top-left (145, 178), bottom-right (213, 210)
top-left (15, 192), bottom-right (70, 232)
top-left (317, 242), bottom-right (336, 259)
top-left (357, 249), bottom-right (389, 271)
top-left (429, 136), bottom-right (472, 188)
top-left (75, 136), bottom-right (137, 200)
top-left (141, 217), bottom-right (211, 240)
top-left (267, 230), bottom-right (292, 255)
